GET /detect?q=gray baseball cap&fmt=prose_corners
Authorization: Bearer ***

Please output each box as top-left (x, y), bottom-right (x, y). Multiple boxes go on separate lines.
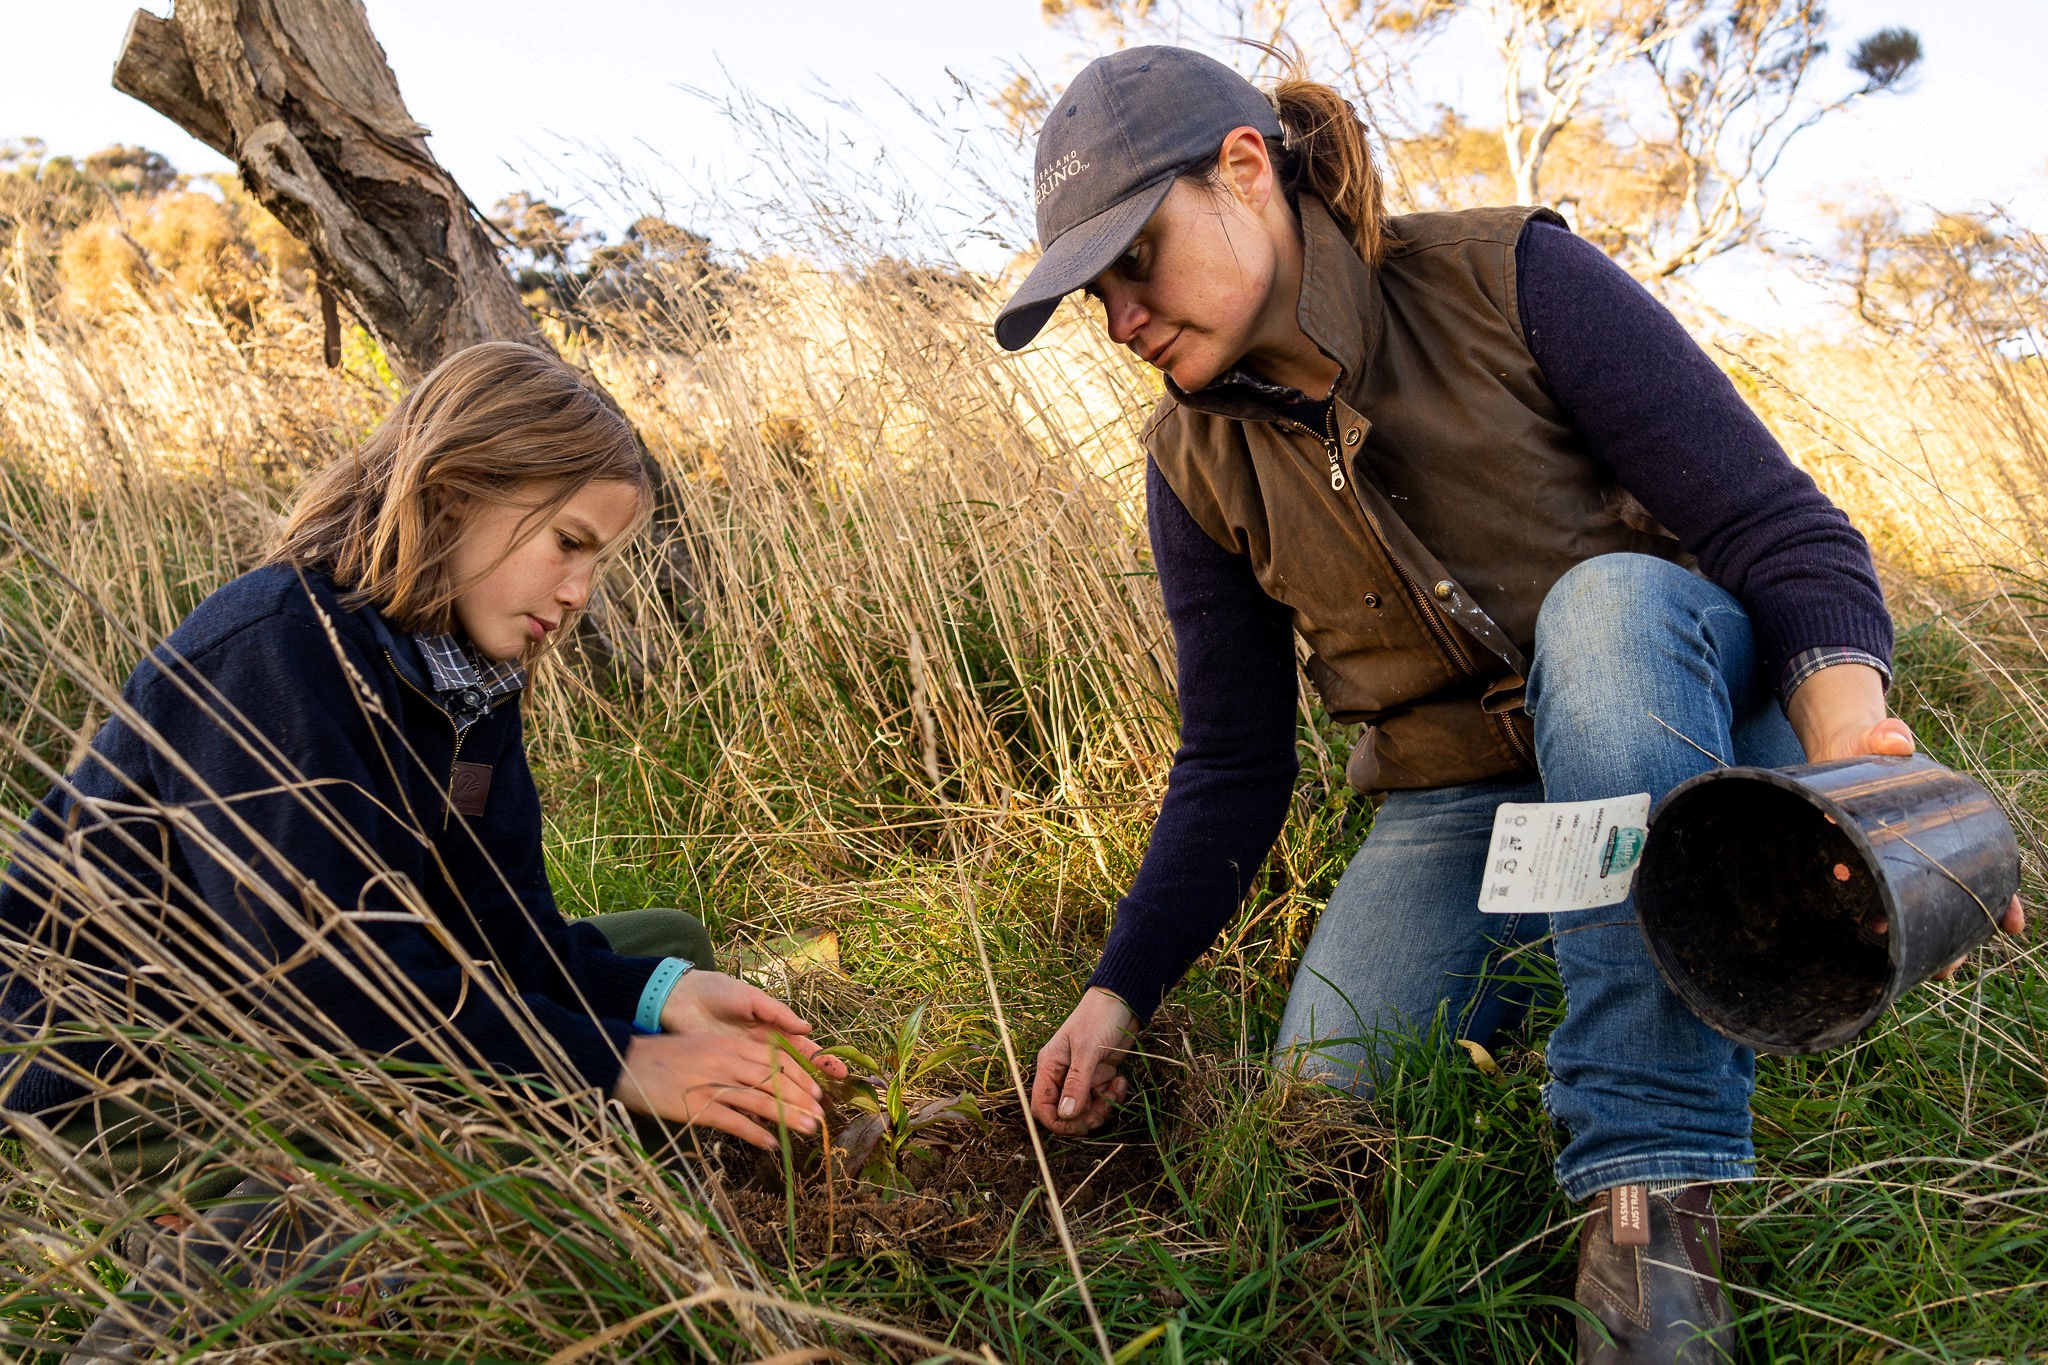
top-left (993, 46), bottom-right (1282, 351)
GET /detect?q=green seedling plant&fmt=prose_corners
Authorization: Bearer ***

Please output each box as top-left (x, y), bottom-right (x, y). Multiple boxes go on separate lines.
top-left (813, 1001), bottom-right (985, 1194)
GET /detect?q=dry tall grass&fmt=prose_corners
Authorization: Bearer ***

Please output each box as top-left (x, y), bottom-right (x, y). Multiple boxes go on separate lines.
top-left (1722, 223), bottom-right (2048, 863)
top-left (569, 253), bottom-right (1176, 827)
top-left (1, 151), bottom-right (2044, 1357)
top-left (0, 163), bottom-right (1183, 1355)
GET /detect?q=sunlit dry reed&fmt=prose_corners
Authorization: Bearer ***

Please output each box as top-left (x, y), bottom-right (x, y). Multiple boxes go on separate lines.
top-left (0, 132), bottom-right (2043, 1357)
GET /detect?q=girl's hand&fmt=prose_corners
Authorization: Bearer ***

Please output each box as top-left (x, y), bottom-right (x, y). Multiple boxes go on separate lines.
top-left (1031, 988), bottom-right (1137, 1136)
top-left (658, 971), bottom-right (849, 1082)
top-left (1784, 662), bottom-right (2025, 975)
top-left (612, 1032), bottom-right (828, 1149)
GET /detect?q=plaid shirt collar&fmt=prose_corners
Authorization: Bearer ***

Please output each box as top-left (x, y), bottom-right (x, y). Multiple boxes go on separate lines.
top-left (411, 632), bottom-right (525, 728)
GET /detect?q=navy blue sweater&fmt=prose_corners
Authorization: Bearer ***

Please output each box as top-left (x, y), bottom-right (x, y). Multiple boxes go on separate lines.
top-left (1088, 219), bottom-right (1895, 1021)
top-left (0, 565), bottom-right (660, 1114)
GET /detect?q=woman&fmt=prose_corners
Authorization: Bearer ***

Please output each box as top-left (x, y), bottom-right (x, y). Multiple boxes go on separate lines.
top-left (998, 47), bottom-right (2022, 1361)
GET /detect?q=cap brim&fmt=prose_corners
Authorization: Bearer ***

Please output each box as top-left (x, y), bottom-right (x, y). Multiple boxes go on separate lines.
top-left (992, 176), bottom-right (1175, 352)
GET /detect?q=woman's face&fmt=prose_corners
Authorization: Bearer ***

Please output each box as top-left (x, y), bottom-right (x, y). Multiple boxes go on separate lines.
top-left (1083, 131), bottom-right (1293, 393)
top-left (447, 478), bottom-right (642, 661)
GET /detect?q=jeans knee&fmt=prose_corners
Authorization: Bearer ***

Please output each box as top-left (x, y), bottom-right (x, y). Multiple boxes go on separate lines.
top-left (1531, 555), bottom-right (1734, 699)
top-left (1535, 555), bottom-right (1696, 655)
top-left (1272, 1040), bottom-right (1378, 1098)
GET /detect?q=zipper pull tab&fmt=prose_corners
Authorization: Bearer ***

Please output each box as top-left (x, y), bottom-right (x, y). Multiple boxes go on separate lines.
top-left (1325, 441), bottom-right (1347, 492)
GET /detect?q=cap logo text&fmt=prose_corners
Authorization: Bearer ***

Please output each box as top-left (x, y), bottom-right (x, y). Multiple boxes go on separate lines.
top-left (1035, 150), bottom-right (1090, 208)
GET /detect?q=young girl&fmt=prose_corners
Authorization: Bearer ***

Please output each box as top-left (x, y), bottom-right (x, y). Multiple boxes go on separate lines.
top-left (0, 341), bottom-right (840, 1161)
top-left (1000, 48), bottom-right (2022, 1361)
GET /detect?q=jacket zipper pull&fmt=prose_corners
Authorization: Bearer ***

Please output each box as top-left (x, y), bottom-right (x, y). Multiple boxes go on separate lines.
top-left (1323, 439), bottom-right (1347, 492)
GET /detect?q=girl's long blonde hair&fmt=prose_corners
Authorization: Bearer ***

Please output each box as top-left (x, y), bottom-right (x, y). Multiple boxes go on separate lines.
top-left (270, 341), bottom-right (648, 634)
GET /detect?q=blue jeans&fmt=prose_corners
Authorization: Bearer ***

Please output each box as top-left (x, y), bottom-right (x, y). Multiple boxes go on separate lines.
top-left (1274, 554), bottom-right (1804, 1201)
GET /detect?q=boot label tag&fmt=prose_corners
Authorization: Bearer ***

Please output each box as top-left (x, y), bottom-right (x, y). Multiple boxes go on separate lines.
top-left (1610, 1184), bottom-right (1651, 1247)
top-left (1478, 793), bottom-right (1650, 913)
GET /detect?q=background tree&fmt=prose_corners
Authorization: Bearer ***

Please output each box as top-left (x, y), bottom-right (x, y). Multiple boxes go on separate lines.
top-left (82, 145), bottom-right (181, 198)
top-left (491, 193), bottom-right (591, 277)
top-left (1039, 0), bottom-right (1923, 281)
top-left (584, 217), bottom-right (726, 317)
top-left (3, 141), bottom-right (111, 322)
top-left (484, 202), bottom-right (733, 344)
top-left (490, 191), bottom-right (599, 315)
top-left (1835, 200), bottom-right (2046, 351)
top-left (1459, 0), bottom-right (1694, 208)
top-left (1627, 12), bottom-right (1922, 277)
top-left (3, 137), bottom-right (321, 336)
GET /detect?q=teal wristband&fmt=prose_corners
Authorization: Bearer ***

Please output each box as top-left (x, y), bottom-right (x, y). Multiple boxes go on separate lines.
top-left (634, 957), bottom-right (694, 1033)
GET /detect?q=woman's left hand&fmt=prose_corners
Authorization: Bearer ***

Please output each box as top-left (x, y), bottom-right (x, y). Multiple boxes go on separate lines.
top-left (1786, 662), bottom-right (2024, 975)
top-left (658, 971), bottom-right (849, 1080)
top-left (1786, 662), bottom-right (1916, 765)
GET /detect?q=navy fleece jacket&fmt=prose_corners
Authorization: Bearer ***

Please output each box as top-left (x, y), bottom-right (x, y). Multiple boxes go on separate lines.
top-left (1087, 218), bottom-right (1895, 1021)
top-left (0, 564), bottom-right (660, 1114)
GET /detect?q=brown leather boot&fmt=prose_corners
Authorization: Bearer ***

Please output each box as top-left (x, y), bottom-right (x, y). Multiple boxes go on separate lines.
top-left (1575, 1183), bottom-right (1736, 1363)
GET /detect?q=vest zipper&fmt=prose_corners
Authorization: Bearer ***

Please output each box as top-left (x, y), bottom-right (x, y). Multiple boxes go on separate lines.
top-left (1293, 418), bottom-right (1538, 771)
top-left (1496, 709), bottom-right (1536, 767)
top-left (1320, 402), bottom-right (1348, 492)
top-left (386, 649), bottom-right (467, 833)
top-left (1290, 418), bottom-right (1472, 675)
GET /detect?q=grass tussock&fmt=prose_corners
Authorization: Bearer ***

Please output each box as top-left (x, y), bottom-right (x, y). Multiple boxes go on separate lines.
top-left (0, 134), bottom-right (2045, 1362)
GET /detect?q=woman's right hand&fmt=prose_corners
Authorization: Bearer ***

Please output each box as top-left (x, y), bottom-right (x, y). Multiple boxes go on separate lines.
top-left (611, 1032), bottom-right (828, 1149)
top-left (1031, 987), bottom-right (1139, 1136)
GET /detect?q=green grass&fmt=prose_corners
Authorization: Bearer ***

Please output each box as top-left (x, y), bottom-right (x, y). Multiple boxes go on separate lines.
top-left (3, 460), bottom-right (2040, 1357)
top-left (2, 252), bottom-right (2042, 1357)
top-left (522, 630), bottom-right (2048, 1364)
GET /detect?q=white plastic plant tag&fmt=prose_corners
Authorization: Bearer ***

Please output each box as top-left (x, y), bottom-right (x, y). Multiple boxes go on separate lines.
top-left (1478, 793), bottom-right (1652, 913)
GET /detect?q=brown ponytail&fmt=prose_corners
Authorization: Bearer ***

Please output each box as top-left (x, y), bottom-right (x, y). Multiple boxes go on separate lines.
top-left (1267, 76), bottom-right (1390, 268)
top-left (1179, 58), bottom-right (1392, 268)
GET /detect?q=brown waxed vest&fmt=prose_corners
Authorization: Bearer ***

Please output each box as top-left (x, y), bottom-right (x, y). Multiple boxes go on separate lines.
top-left (1147, 197), bottom-right (1684, 792)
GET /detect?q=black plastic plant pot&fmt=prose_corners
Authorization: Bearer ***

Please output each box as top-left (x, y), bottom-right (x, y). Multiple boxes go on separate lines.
top-left (1634, 754), bottom-right (2018, 1055)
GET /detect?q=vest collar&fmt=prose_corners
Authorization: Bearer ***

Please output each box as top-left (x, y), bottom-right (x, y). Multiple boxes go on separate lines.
top-left (1165, 194), bottom-right (1383, 419)
top-left (1293, 194), bottom-right (1383, 388)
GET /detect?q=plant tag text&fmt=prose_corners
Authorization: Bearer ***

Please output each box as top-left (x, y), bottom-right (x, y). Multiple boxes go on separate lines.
top-left (1478, 793), bottom-right (1651, 913)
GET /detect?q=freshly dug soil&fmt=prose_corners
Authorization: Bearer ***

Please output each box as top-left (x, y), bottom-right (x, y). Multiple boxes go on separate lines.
top-left (711, 1098), bottom-right (1168, 1265)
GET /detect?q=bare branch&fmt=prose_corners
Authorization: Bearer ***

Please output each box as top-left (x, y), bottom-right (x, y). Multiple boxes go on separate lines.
top-left (1026, 0), bottom-right (1921, 280)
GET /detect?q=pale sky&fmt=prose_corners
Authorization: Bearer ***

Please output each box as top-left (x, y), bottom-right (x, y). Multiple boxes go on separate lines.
top-left (4, 1), bottom-right (2043, 330)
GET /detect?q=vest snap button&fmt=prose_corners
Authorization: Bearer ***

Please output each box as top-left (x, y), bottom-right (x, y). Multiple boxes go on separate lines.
top-left (1363, 592), bottom-right (1381, 608)
top-left (1432, 580), bottom-right (1454, 600)
top-left (1344, 427), bottom-right (1361, 446)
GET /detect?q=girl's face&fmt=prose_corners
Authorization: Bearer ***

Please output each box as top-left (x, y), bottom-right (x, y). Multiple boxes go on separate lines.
top-left (1084, 129), bottom-right (1298, 393)
top-left (447, 478), bottom-right (642, 661)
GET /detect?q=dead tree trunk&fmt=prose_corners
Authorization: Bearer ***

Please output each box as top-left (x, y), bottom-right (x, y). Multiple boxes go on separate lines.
top-left (112, 1), bottom-right (540, 379)
top-left (112, 2), bottom-right (696, 670)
